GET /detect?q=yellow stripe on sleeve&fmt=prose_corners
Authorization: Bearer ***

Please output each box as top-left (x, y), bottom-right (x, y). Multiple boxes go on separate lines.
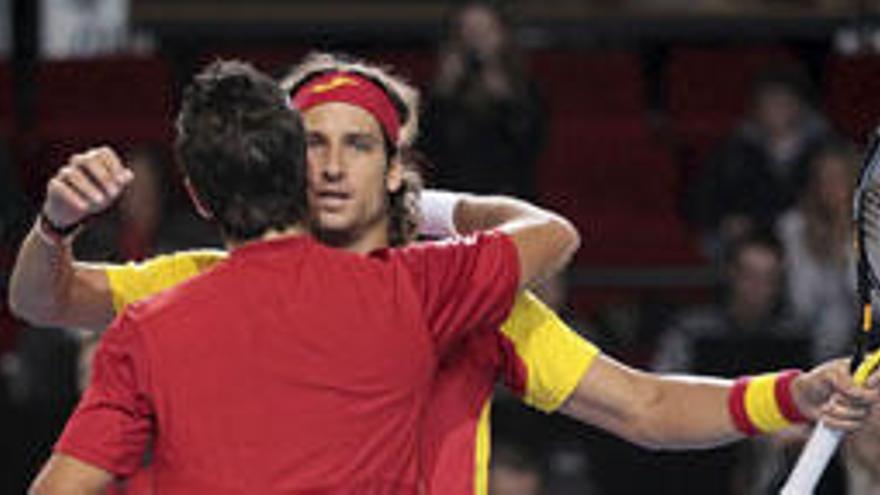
top-left (500, 291), bottom-right (599, 412)
top-left (104, 249), bottom-right (227, 313)
top-left (744, 373), bottom-right (790, 433)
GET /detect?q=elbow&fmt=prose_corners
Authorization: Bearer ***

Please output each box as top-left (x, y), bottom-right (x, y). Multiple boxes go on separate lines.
top-left (8, 291), bottom-right (37, 325)
top-left (561, 216), bottom-right (581, 258)
top-left (552, 214), bottom-right (581, 266)
top-left (8, 292), bottom-right (63, 328)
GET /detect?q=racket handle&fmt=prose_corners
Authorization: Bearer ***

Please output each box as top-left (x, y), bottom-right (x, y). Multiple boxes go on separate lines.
top-left (779, 421), bottom-right (844, 495)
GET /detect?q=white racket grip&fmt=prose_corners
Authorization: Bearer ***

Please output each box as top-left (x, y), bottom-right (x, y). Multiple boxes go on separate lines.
top-left (780, 421), bottom-right (844, 495)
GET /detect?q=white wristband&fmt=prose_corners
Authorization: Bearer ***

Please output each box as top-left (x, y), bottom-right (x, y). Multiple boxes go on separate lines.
top-left (419, 190), bottom-right (463, 238)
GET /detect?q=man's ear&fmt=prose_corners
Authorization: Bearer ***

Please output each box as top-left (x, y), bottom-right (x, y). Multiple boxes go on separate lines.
top-left (184, 178), bottom-right (213, 220)
top-left (386, 157), bottom-right (404, 194)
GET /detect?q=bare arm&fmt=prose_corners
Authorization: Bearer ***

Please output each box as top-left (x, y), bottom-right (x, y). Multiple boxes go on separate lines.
top-left (8, 147), bottom-right (133, 331)
top-left (559, 355), bottom-right (880, 451)
top-left (9, 224), bottom-right (115, 330)
top-left (452, 194), bottom-right (579, 288)
top-left (30, 453), bottom-right (114, 495)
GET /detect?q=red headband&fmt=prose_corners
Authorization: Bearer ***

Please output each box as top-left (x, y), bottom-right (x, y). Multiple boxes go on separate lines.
top-left (291, 71), bottom-right (401, 144)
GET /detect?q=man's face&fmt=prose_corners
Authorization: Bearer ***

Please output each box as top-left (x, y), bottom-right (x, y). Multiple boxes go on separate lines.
top-left (302, 102), bottom-right (402, 248)
top-left (459, 5), bottom-right (504, 60)
top-left (755, 86), bottom-right (802, 135)
top-left (730, 245), bottom-right (782, 316)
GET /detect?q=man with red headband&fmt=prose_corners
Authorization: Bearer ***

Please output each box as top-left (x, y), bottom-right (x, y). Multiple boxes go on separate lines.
top-left (24, 60), bottom-right (581, 494)
top-left (11, 53), bottom-right (880, 495)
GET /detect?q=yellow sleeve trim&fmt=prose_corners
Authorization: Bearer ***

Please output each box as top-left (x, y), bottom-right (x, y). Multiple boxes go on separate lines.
top-left (744, 373), bottom-right (790, 433)
top-left (104, 249), bottom-right (227, 313)
top-left (500, 291), bottom-right (599, 412)
top-left (473, 400), bottom-right (492, 495)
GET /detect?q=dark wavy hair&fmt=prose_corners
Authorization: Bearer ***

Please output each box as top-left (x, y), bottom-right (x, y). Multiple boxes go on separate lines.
top-left (281, 52), bottom-right (424, 247)
top-left (176, 60), bottom-right (308, 242)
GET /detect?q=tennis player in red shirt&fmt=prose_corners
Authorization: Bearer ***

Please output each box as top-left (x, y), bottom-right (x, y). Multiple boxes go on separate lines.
top-left (27, 60), bottom-right (580, 494)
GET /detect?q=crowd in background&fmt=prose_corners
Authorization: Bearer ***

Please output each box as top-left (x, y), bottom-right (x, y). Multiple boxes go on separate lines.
top-left (2, 1), bottom-right (880, 494)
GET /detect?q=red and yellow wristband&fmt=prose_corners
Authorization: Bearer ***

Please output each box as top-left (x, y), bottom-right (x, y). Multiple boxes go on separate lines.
top-left (728, 369), bottom-right (808, 435)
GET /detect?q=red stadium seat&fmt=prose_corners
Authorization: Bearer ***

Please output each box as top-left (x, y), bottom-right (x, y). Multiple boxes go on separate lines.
top-left (664, 45), bottom-right (797, 181)
top-left (665, 46), bottom-right (796, 128)
top-left (34, 56), bottom-right (174, 142)
top-left (531, 50), bottom-right (647, 119)
top-left (824, 53), bottom-right (880, 143)
top-left (539, 119), bottom-right (701, 267)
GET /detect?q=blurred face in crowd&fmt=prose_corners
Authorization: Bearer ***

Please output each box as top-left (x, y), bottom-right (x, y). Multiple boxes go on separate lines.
top-left (302, 102), bottom-right (403, 250)
top-left (754, 85), bottom-right (804, 136)
top-left (811, 152), bottom-right (853, 213)
top-left (729, 244), bottom-right (783, 319)
top-left (458, 4), bottom-right (505, 60)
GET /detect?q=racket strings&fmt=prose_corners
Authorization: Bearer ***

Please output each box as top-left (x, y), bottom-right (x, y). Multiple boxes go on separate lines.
top-left (859, 187), bottom-right (880, 280)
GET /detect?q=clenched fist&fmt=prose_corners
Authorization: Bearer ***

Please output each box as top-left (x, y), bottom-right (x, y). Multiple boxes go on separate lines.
top-left (43, 147), bottom-right (135, 229)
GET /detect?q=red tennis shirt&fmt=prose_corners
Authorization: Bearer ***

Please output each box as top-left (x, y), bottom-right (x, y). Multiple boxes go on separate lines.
top-left (56, 232), bottom-right (519, 494)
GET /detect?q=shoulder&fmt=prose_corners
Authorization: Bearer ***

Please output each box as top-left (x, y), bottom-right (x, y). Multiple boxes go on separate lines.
top-left (375, 231), bottom-right (514, 264)
top-left (121, 261), bottom-right (228, 331)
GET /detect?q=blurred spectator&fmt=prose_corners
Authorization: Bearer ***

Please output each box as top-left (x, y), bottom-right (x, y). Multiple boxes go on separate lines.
top-left (653, 232), bottom-right (805, 374)
top-left (420, 1), bottom-right (544, 199)
top-left (76, 145), bottom-right (220, 262)
top-left (688, 65), bottom-right (833, 256)
top-left (652, 233), bottom-right (810, 494)
top-left (777, 140), bottom-right (858, 363)
top-left (489, 441), bottom-right (545, 495)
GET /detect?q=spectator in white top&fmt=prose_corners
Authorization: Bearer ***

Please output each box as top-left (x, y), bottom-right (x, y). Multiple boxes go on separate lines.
top-left (776, 140), bottom-right (858, 363)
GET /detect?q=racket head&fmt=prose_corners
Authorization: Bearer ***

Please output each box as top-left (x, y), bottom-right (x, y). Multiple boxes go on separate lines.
top-left (852, 132), bottom-right (880, 364)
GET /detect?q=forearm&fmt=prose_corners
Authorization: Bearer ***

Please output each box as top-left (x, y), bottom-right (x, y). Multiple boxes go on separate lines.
top-left (561, 356), bottom-right (742, 451)
top-left (9, 220), bottom-right (112, 330)
top-left (30, 454), bottom-right (114, 495)
top-left (629, 374), bottom-right (741, 450)
top-left (10, 221), bottom-right (78, 325)
top-left (452, 194), bottom-right (580, 285)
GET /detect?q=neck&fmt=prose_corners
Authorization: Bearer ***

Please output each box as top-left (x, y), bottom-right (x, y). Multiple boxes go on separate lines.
top-left (314, 221), bottom-right (390, 255)
top-left (226, 224), bottom-right (309, 250)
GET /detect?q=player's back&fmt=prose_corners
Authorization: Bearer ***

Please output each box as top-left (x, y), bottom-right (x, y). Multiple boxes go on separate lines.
top-left (131, 235), bottom-right (434, 493)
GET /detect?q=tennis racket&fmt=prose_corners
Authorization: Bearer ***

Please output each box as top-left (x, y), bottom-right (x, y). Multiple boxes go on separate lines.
top-left (780, 134), bottom-right (880, 494)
